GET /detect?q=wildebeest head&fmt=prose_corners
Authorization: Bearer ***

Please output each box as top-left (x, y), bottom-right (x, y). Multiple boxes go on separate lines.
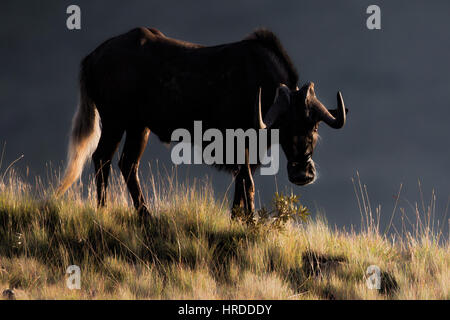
top-left (256, 82), bottom-right (347, 185)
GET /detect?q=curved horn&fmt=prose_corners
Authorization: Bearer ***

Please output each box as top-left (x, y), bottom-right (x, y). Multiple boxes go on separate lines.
top-left (255, 87), bottom-right (266, 129)
top-left (255, 85), bottom-right (290, 130)
top-left (313, 91), bottom-right (346, 129)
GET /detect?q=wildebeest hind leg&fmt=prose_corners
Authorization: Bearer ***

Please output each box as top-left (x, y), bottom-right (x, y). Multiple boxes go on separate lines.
top-left (119, 127), bottom-right (150, 216)
top-left (92, 126), bottom-right (124, 208)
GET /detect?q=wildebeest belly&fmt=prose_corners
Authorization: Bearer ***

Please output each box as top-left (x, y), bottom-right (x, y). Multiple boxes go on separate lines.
top-left (137, 56), bottom-right (256, 142)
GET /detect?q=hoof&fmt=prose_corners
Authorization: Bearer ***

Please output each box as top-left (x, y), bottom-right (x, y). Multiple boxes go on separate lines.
top-left (231, 206), bottom-right (255, 224)
top-left (137, 204), bottom-right (152, 220)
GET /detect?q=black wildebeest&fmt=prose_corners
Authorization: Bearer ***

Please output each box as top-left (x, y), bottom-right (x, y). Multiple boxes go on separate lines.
top-left (56, 27), bottom-right (347, 216)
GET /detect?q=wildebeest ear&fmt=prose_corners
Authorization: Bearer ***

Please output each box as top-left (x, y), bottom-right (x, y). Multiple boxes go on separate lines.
top-left (329, 108), bottom-right (349, 118)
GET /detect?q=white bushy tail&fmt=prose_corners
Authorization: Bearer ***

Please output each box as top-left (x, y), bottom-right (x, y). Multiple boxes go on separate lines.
top-left (56, 79), bottom-right (100, 196)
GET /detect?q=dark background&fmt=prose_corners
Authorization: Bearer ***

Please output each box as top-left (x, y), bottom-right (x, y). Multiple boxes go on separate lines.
top-left (1, 0), bottom-right (449, 234)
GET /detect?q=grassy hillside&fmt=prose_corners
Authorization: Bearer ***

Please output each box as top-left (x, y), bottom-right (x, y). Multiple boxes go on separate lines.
top-left (0, 168), bottom-right (448, 300)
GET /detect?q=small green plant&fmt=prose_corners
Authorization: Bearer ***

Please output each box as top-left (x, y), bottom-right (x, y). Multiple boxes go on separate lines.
top-left (270, 192), bottom-right (310, 228)
top-left (233, 192), bottom-right (310, 231)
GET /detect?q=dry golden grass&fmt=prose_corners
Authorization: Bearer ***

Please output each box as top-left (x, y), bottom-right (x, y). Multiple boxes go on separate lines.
top-left (0, 165), bottom-right (448, 300)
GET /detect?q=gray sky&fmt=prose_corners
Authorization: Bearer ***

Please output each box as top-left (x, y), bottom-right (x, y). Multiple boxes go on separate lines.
top-left (1, 0), bottom-right (449, 234)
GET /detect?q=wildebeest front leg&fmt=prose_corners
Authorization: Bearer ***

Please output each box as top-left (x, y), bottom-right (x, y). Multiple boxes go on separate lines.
top-left (232, 149), bottom-right (255, 218)
top-left (119, 127), bottom-right (150, 216)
